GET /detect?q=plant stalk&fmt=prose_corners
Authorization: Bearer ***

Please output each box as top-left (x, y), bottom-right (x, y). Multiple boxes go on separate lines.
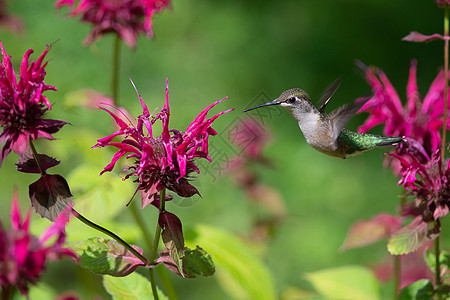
top-left (72, 209), bottom-right (148, 265)
top-left (112, 33), bottom-right (121, 106)
top-left (394, 255), bottom-right (400, 300)
top-left (394, 192), bottom-right (406, 298)
top-left (147, 188), bottom-right (166, 300)
top-left (1, 285), bottom-right (13, 300)
top-left (436, 4), bottom-right (449, 293)
top-left (29, 139), bottom-right (46, 176)
top-left (149, 188), bottom-right (166, 263)
top-left (129, 201), bottom-right (178, 300)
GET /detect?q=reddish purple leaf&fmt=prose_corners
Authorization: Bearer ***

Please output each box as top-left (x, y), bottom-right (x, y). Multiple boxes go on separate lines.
top-left (16, 152), bottom-right (60, 173)
top-left (167, 178), bottom-right (200, 198)
top-left (29, 174), bottom-right (73, 221)
top-left (402, 31), bottom-right (445, 43)
top-left (341, 213), bottom-right (402, 251)
top-left (158, 211), bottom-right (184, 252)
top-left (157, 248), bottom-right (183, 276)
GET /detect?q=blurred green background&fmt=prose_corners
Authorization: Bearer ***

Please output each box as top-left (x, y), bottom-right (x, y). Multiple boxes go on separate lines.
top-left (1, 0), bottom-right (449, 299)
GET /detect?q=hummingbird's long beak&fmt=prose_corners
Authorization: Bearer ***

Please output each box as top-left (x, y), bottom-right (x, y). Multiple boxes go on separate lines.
top-left (243, 100), bottom-right (281, 112)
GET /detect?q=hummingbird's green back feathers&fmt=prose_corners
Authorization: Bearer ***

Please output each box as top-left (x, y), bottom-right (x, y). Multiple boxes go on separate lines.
top-left (337, 129), bottom-right (405, 157)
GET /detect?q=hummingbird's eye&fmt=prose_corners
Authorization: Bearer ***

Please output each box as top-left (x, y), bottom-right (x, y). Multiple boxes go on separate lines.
top-left (287, 97), bottom-right (296, 103)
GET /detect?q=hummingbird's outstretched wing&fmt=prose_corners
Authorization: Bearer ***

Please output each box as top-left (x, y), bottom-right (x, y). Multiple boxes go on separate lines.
top-left (325, 97), bottom-right (370, 143)
top-left (317, 76), bottom-right (343, 114)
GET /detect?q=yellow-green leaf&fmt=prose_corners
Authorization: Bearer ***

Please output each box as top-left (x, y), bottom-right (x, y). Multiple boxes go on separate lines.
top-left (304, 265), bottom-right (380, 300)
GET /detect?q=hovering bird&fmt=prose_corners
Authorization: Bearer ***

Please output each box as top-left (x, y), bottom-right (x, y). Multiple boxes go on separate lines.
top-left (243, 78), bottom-right (404, 158)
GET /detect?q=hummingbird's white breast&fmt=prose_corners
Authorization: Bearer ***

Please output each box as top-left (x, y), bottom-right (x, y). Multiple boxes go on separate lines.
top-left (295, 112), bottom-right (321, 144)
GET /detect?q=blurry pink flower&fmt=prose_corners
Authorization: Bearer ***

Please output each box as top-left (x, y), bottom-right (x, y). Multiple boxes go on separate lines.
top-left (372, 244), bottom-right (433, 289)
top-left (435, 0), bottom-right (450, 7)
top-left (0, 43), bottom-right (68, 166)
top-left (229, 118), bottom-right (270, 159)
top-left (0, 191), bottom-right (77, 296)
top-left (358, 60), bottom-right (449, 173)
top-left (56, 0), bottom-right (170, 48)
top-left (0, 0), bottom-right (23, 33)
top-left (94, 79), bottom-right (233, 208)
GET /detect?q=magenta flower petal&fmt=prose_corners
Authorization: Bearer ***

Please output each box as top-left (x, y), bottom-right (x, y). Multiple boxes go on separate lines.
top-left (389, 149), bottom-right (450, 234)
top-left (95, 80), bottom-right (234, 207)
top-left (56, 0), bottom-right (170, 48)
top-left (0, 191), bottom-right (76, 295)
top-left (0, 43), bottom-right (68, 166)
top-left (358, 60), bottom-right (449, 173)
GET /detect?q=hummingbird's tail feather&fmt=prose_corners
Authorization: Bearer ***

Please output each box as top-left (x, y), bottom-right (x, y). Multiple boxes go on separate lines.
top-left (374, 136), bottom-right (406, 147)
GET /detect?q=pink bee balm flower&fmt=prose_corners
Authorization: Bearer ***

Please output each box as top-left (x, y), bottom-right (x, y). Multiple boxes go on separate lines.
top-left (0, 43), bottom-right (68, 166)
top-left (0, 191), bottom-right (77, 296)
top-left (389, 149), bottom-right (450, 230)
top-left (0, 0), bottom-right (23, 33)
top-left (435, 0), bottom-right (450, 6)
top-left (357, 60), bottom-right (449, 172)
top-left (55, 0), bottom-right (170, 48)
top-left (94, 79), bottom-right (234, 208)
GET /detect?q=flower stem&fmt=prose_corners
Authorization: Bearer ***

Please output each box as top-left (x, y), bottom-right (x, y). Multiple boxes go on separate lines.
top-left (442, 3), bottom-right (449, 158)
top-left (111, 33), bottom-right (121, 106)
top-left (394, 255), bottom-right (400, 300)
top-left (435, 234), bottom-right (441, 287)
top-left (129, 201), bottom-right (178, 300)
top-left (128, 206), bottom-right (159, 299)
top-left (71, 208), bottom-right (148, 265)
top-left (29, 139), bottom-right (46, 176)
top-left (1, 285), bottom-right (13, 300)
top-left (394, 192), bottom-right (406, 298)
top-left (149, 191), bottom-right (164, 262)
top-left (149, 268), bottom-right (158, 300)
top-left (436, 4), bottom-right (449, 294)
top-left (147, 188), bottom-right (166, 300)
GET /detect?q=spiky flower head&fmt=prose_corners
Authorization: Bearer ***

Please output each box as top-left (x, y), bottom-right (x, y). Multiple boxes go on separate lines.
top-left (390, 149), bottom-right (450, 234)
top-left (357, 60), bottom-right (449, 173)
top-left (0, 191), bottom-right (77, 296)
top-left (94, 79), bottom-right (234, 208)
top-left (55, 0), bottom-right (170, 48)
top-left (0, 43), bottom-right (68, 166)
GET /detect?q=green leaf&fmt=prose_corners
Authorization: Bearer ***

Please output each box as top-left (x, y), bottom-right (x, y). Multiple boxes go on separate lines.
top-left (387, 218), bottom-right (437, 255)
top-left (185, 224), bottom-right (276, 300)
top-left (69, 237), bottom-right (145, 276)
top-left (67, 164), bottom-right (135, 222)
top-left (183, 246), bottom-right (215, 277)
top-left (103, 271), bottom-right (168, 300)
top-left (13, 283), bottom-right (56, 300)
top-left (398, 279), bottom-right (434, 300)
top-left (304, 265), bottom-right (380, 300)
top-left (158, 245), bottom-right (215, 278)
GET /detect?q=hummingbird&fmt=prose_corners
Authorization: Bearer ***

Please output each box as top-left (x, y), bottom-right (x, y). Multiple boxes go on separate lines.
top-left (243, 78), bottom-right (405, 159)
